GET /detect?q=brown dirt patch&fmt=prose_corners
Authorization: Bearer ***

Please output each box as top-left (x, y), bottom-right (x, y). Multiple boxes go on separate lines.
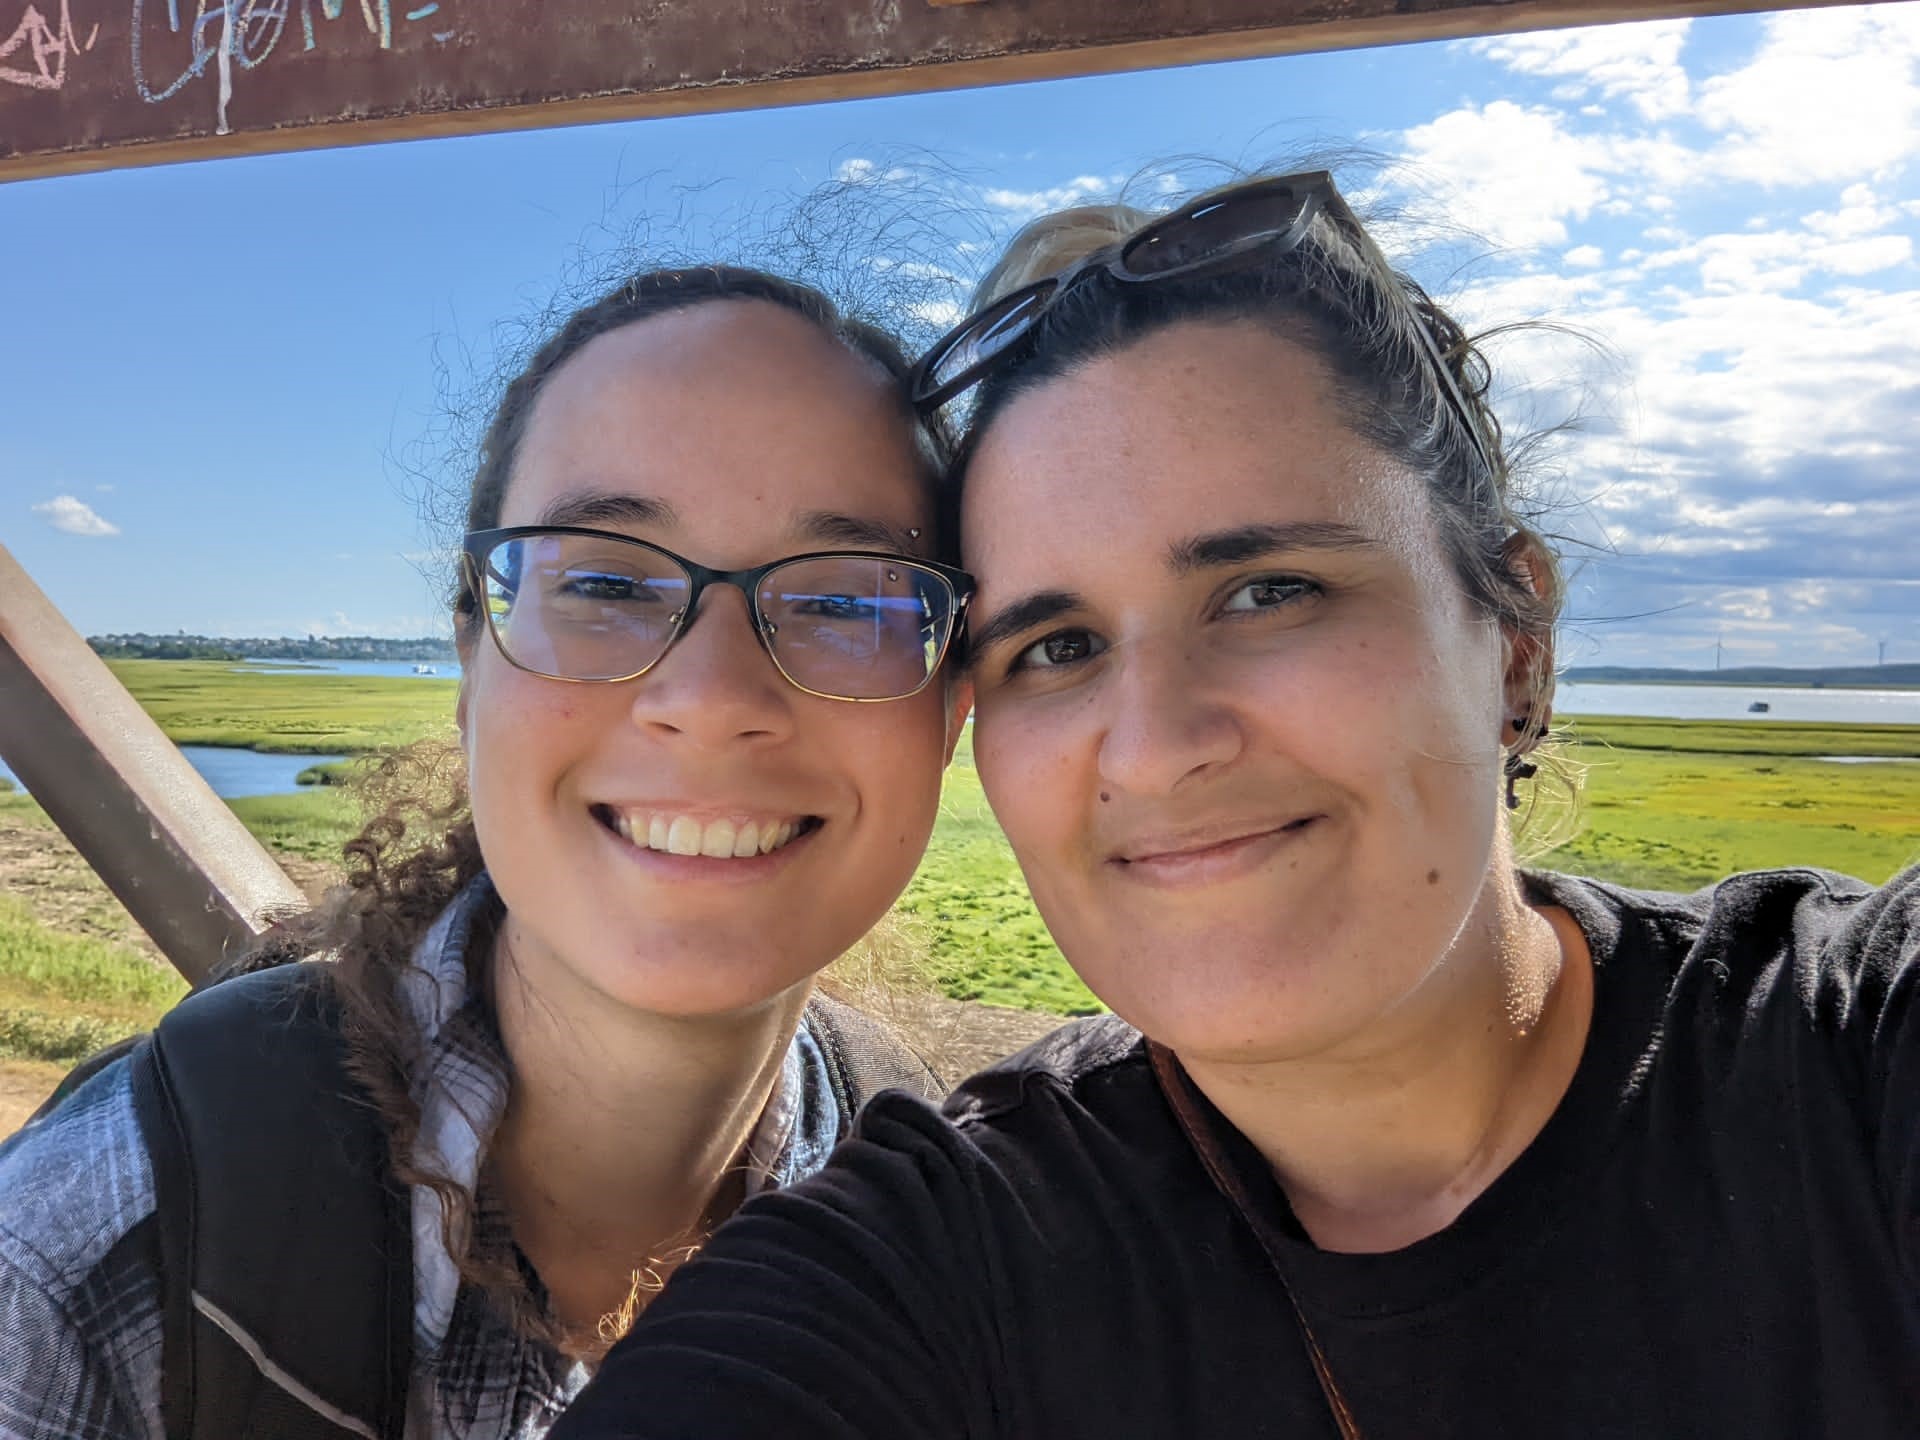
top-left (0, 806), bottom-right (340, 969)
top-left (0, 1059), bottom-right (66, 1138)
top-left (883, 992), bottom-right (1066, 1081)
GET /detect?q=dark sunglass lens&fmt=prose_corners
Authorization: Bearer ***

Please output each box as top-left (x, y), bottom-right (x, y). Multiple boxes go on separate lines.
top-left (760, 557), bottom-right (952, 700)
top-left (928, 283), bottom-right (1054, 391)
top-left (483, 534), bottom-right (691, 680)
top-left (1122, 186), bottom-right (1309, 276)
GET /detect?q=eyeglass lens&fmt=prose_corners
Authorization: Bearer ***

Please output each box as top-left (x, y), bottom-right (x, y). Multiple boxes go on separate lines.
top-left (478, 534), bottom-right (954, 700)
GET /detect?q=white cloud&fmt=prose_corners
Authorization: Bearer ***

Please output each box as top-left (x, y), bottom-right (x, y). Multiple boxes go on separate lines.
top-left (833, 157), bottom-right (918, 187)
top-left (1565, 245), bottom-right (1604, 268)
top-left (980, 175), bottom-right (1124, 221)
top-left (1398, 102), bottom-right (1694, 250)
top-left (32, 495), bottom-right (120, 537)
top-left (907, 297), bottom-right (964, 329)
top-left (1696, 7), bottom-right (1920, 184)
top-left (1473, 19), bottom-right (1694, 120)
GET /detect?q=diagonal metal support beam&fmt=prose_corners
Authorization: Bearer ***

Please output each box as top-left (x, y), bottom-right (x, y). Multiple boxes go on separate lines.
top-left (0, 545), bottom-right (306, 985)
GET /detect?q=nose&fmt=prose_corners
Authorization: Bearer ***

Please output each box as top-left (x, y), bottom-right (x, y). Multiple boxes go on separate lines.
top-left (625, 583), bottom-right (797, 747)
top-left (1096, 633), bottom-right (1244, 796)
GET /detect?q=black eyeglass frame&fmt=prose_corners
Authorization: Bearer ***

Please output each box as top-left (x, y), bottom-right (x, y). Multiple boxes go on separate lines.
top-left (908, 170), bottom-right (1498, 484)
top-left (461, 525), bottom-right (975, 702)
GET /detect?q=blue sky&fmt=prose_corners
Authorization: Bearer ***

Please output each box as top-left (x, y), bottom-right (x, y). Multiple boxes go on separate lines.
top-left (4, 2), bottom-right (1918, 669)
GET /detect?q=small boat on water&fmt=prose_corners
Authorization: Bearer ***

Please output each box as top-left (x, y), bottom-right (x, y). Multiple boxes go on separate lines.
top-left (1747, 701), bottom-right (1771, 713)
top-left (413, 664), bottom-right (438, 676)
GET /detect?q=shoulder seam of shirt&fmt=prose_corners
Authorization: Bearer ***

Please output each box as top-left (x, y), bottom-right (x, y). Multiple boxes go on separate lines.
top-left (0, 1232), bottom-right (103, 1349)
top-left (948, 1020), bottom-right (1146, 1129)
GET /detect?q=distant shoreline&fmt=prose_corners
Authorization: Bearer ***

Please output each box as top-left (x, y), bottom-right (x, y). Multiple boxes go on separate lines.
top-left (90, 633), bottom-right (457, 664)
top-left (1565, 665), bottom-right (1920, 692)
top-left (1566, 678), bottom-right (1920, 693)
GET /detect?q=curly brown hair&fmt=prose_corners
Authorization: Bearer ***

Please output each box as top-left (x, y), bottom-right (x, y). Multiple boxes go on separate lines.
top-left (252, 265), bottom-right (954, 1356)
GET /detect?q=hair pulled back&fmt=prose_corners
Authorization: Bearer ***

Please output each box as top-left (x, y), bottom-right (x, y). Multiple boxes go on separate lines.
top-left (252, 264), bottom-right (952, 1353)
top-left (952, 178), bottom-right (1566, 801)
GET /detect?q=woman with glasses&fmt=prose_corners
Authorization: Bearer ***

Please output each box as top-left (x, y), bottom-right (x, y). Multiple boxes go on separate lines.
top-left (0, 267), bottom-right (973, 1438)
top-left (553, 176), bottom-right (1920, 1438)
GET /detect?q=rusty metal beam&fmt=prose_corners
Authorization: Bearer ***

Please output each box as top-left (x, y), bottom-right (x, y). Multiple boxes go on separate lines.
top-left (2, 0), bottom-right (1896, 184)
top-left (0, 545), bottom-right (307, 985)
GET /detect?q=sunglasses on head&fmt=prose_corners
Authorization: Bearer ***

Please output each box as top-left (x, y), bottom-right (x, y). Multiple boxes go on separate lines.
top-left (908, 170), bottom-right (1496, 483)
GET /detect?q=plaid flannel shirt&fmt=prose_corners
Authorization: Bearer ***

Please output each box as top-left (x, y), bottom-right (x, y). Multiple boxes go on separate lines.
top-left (0, 876), bottom-right (848, 1440)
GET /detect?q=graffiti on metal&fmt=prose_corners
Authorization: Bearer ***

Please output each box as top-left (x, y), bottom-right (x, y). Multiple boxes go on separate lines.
top-left (4, 0), bottom-right (454, 132)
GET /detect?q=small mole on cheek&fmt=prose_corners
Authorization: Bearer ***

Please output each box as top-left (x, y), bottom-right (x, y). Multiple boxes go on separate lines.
top-left (1427, 868), bottom-right (1441, 886)
top-left (1099, 792), bottom-right (1111, 804)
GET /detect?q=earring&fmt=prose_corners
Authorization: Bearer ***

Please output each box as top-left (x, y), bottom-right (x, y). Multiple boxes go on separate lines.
top-left (1505, 706), bottom-right (1544, 811)
top-left (1504, 752), bottom-right (1539, 811)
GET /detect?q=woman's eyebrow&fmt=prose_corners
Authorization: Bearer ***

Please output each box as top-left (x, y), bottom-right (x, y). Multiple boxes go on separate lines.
top-left (537, 491), bottom-right (679, 530)
top-left (1168, 521), bottom-right (1378, 573)
top-left (795, 509), bottom-right (925, 554)
top-left (969, 590), bottom-right (1084, 656)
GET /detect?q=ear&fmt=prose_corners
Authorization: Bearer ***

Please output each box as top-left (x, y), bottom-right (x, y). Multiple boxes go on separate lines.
top-left (943, 676), bottom-right (974, 766)
top-left (453, 628), bottom-right (478, 754)
top-left (1497, 534), bottom-right (1555, 737)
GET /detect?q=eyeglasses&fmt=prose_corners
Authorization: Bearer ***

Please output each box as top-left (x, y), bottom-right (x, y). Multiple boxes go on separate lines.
top-left (462, 527), bottom-right (973, 702)
top-left (908, 170), bottom-right (1496, 482)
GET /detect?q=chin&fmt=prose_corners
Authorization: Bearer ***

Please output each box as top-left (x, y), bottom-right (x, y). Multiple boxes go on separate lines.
top-left (588, 936), bottom-right (825, 1021)
top-left (1086, 941), bottom-right (1364, 1063)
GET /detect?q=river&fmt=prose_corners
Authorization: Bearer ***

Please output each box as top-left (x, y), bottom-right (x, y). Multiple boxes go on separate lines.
top-left (1556, 681), bottom-right (1920, 725)
top-left (0, 745), bottom-right (348, 801)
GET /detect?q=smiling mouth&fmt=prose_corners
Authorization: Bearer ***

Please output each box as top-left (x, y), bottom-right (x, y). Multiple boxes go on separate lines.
top-left (1116, 814), bottom-right (1320, 867)
top-left (590, 805), bottom-right (824, 859)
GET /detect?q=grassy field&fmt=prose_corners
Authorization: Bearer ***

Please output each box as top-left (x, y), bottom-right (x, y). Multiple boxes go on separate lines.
top-left (5, 663), bottom-right (1920, 1048)
top-left (1550, 726), bottom-right (1920, 891)
top-left (105, 659), bottom-right (457, 753)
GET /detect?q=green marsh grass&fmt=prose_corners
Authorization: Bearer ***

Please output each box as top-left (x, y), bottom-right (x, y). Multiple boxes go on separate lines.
top-left (110, 659), bottom-right (457, 754)
top-left (16, 669), bottom-right (1920, 1026)
top-left (0, 894), bottom-right (185, 1063)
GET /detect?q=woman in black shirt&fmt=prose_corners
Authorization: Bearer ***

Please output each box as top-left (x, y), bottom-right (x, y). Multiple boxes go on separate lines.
top-left (554, 173), bottom-right (1920, 1438)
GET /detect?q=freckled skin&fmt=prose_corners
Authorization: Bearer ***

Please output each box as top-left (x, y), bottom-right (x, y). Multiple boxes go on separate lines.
top-left (964, 321), bottom-right (1525, 1066)
top-left (459, 302), bottom-right (963, 1020)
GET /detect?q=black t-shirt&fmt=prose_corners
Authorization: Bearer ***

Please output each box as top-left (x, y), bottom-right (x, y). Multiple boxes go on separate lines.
top-left (557, 868), bottom-right (1920, 1438)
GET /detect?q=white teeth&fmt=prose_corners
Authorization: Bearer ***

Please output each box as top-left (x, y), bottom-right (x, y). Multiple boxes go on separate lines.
top-left (612, 809), bottom-right (808, 860)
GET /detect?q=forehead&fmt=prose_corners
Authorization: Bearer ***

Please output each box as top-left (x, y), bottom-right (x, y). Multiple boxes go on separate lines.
top-left (961, 320), bottom-right (1431, 573)
top-left (503, 300), bottom-right (927, 532)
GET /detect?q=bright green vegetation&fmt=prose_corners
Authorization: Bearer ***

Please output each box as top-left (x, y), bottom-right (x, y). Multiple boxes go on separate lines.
top-left (902, 743), bottom-right (1100, 1014)
top-left (110, 659), bottom-right (457, 754)
top-left (1546, 728), bottom-right (1920, 893)
top-left (13, 667), bottom-right (1920, 1022)
top-left (0, 894), bottom-right (186, 1063)
top-left (227, 789), bottom-right (368, 861)
top-left (295, 760), bottom-right (361, 786)
top-left (1566, 715), bottom-right (1920, 759)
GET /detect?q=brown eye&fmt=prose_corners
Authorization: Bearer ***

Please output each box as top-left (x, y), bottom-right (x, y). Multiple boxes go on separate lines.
top-left (1223, 577), bottom-right (1319, 613)
top-left (1013, 628), bottom-right (1105, 673)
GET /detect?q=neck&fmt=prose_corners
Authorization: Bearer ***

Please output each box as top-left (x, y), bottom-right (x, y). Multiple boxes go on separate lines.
top-left (484, 917), bottom-right (810, 1338)
top-left (1181, 869), bottom-right (1593, 1254)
